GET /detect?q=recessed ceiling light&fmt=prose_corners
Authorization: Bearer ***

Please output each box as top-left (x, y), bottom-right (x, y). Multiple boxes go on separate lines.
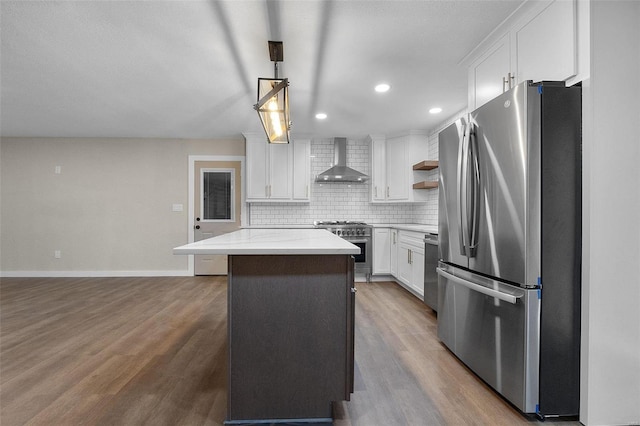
top-left (315, 113), bottom-right (327, 120)
top-left (375, 83), bottom-right (391, 93)
top-left (429, 107), bottom-right (443, 114)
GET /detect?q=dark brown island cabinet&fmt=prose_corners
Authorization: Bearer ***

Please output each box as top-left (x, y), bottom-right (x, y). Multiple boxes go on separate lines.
top-left (173, 229), bottom-right (360, 425)
top-left (225, 254), bottom-right (355, 425)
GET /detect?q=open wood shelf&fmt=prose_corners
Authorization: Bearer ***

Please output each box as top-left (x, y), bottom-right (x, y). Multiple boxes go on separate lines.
top-left (413, 181), bottom-right (438, 189)
top-left (412, 160), bottom-right (439, 170)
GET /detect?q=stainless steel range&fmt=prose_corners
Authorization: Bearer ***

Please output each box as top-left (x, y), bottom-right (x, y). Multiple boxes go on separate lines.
top-left (313, 221), bottom-right (372, 281)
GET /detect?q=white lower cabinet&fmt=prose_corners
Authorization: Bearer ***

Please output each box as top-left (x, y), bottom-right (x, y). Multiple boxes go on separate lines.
top-left (397, 230), bottom-right (425, 298)
top-left (390, 229), bottom-right (398, 276)
top-left (372, 228), bottom-right (391, 275)
top-left (371, 227), bottom-right (425, 300)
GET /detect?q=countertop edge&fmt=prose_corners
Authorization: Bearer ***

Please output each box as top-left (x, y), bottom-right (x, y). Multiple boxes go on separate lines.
top-left (371, 223), bottom-right (438, 234)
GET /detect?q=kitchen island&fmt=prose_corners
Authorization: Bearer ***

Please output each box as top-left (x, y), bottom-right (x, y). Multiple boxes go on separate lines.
top-left (173, 229), bottom-right (359, 425)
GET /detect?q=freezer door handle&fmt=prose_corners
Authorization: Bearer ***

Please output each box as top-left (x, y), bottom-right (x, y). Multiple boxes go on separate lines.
top-left (436, 268), bottom-right (520, 304)
top-left (468, 124), bottom-right (480, 257)
top-left (457, 122), bottom-right (469, 256)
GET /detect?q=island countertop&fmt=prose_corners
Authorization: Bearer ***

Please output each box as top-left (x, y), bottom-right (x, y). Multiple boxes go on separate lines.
top-left (173, 228), bottom-right (361, 255)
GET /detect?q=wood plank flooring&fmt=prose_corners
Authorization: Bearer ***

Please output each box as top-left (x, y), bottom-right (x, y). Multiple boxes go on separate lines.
top-left (0, 277), bottom-right (581, 426)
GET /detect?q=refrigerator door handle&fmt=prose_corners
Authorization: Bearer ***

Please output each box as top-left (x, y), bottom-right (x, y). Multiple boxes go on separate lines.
top-left (468, 124), bottom-right (480, 256)
top-left (458, 123), bottom-right (469, 256)
top-left (436, 268), bottom-right (520, 304)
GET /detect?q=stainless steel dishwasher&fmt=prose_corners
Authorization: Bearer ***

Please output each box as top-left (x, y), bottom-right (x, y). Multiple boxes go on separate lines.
top-left (423, 233), bottom-right (438, 311)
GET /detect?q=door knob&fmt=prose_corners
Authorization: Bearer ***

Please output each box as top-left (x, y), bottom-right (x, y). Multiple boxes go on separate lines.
top-left (196, 217), bottom-right (201, 221)
top-left (195, 225), bottom-right (200, 230)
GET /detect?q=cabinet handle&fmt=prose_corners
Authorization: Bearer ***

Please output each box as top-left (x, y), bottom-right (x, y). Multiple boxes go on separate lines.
top-left (374, 185), bottom-right (378, 198)
top-left (386, 186), bottom-right (390, 198)
top-left (503, 72), bottom-right (515, 92)
top-left (306, 185), bottom-right (309, 198)
top-left (410, 249), bottom-right (412, 264)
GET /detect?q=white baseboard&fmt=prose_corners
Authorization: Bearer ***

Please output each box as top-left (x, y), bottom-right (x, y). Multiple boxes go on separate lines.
top-left (0, 270), bottom-right (193, 278)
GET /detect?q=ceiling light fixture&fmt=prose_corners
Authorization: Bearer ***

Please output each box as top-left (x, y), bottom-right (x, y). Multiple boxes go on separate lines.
top-left (429, 107), bottom-right (443, 114)
top-left (254, 41), bottom-right (291, 144)
top-left (375, 83), bottom-right (391, 93)
top-left (315, 113), bottom-right (327, 120)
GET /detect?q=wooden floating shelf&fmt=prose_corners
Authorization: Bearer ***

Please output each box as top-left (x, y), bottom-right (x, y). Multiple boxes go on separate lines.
top-left (413, 160), bottom-right (439, 170)
top-left (413, 181), bottom-right (438, 189)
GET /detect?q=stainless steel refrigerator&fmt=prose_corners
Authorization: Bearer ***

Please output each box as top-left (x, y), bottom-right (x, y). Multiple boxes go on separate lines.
top-left (437, 81), bottom-right (581, 418)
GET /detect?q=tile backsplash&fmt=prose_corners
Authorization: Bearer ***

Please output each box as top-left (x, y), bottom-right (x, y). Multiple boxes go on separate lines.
top-left (249, 137), bottom-right (438, 226)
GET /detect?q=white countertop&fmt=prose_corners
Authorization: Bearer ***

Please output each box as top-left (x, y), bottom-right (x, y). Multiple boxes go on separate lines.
top-left (173, 228), bottom-right (361, 255)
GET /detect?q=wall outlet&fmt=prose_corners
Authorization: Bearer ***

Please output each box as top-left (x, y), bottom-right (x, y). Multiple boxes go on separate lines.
top-left (54, 165), bottom-right (62, 174)
top-left (54, 250), bottom-right (61, 259)
top-left (172, 204), bottom-right (183, 212)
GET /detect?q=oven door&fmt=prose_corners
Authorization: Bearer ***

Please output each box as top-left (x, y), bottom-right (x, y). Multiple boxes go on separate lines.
top-left (346, 239), bottom-right (370, 270)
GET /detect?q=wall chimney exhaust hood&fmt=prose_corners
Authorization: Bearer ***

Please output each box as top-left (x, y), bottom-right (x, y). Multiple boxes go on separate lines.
top-left (315, 137), bottom-right (369, 183)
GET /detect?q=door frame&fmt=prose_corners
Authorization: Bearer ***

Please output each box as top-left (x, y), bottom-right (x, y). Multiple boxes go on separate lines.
top-left (188, 155), bottom-right (246, 275)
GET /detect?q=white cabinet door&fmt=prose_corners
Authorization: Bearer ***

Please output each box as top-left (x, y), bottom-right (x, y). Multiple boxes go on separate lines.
top-left (411, 248), bottom-right (425, 296)
top-left (373, 228), bottom-right (391, 274)
top-left (246, 137), bottom-right (269, 199)
top-left (369, 135), bottom-right (387, 201)
top-left (292, 139), bottom-right (310, 200)
top-left (385, 136), bottom-right (408, 200)
top-left (397, 230), bottom-right (426, 298)
top-left (471, 33), bottom-right (511, 109)
top-left (513, 0), bottom-right (576, 83)
top-left (390, 229), bottom-right (398, 276)
top-left (397, 241), bottom-right (412, 286)
top-left (268, 144), bottom-right (291, 199)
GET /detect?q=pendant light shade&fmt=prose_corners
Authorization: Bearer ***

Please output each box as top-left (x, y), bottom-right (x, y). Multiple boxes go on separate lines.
top-left (253, 41), bottom-right (291, 144)
top-left (255, 77), bottom-right (290, 144)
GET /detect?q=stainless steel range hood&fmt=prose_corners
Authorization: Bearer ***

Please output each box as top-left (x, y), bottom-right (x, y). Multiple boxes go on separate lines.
top-left (315, 137), bottom-right (369, 183)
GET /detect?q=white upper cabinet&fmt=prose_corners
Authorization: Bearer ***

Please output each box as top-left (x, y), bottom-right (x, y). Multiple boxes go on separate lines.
top-left (369, 132), bottom-right (428, 203)
top-left (513, 0), bottom-right (577, 84)
top-left (467, 0), bottom-right (582, 110)
top-left (244, 133), bottom-right (310, 203)
top-left (386, 135), bottom-right (408, 200)
top-left (246, 136), bottom-right (270, 199)
top-left (292, 139), bottom-right (311, 200)
top-left (268, 143), bottom-right (291, 199)
top-left (369, 135), bottom-right (386, 201)
top-left (470, 33), bottom-right (512, 110)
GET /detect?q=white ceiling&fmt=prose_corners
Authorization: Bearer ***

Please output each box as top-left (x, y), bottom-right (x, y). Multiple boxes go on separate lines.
top-left (0, 0), bottom-right (523, 140)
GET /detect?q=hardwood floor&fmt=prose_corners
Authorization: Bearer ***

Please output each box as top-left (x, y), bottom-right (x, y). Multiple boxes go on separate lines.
top-left (0, 277), bottom-right (581, 426)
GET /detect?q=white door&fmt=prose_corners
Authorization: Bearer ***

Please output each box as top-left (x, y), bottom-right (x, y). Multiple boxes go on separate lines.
top-left (194, 160), bottom-right (242, 275)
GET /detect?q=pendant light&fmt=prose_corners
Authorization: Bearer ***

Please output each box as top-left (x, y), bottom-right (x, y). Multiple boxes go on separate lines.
top-left (254, 41), bottom-right (291, 144)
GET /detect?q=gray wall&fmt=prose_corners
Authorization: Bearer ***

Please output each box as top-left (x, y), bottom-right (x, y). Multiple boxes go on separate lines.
top-left (0, 137), bottom-right (244, 275)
